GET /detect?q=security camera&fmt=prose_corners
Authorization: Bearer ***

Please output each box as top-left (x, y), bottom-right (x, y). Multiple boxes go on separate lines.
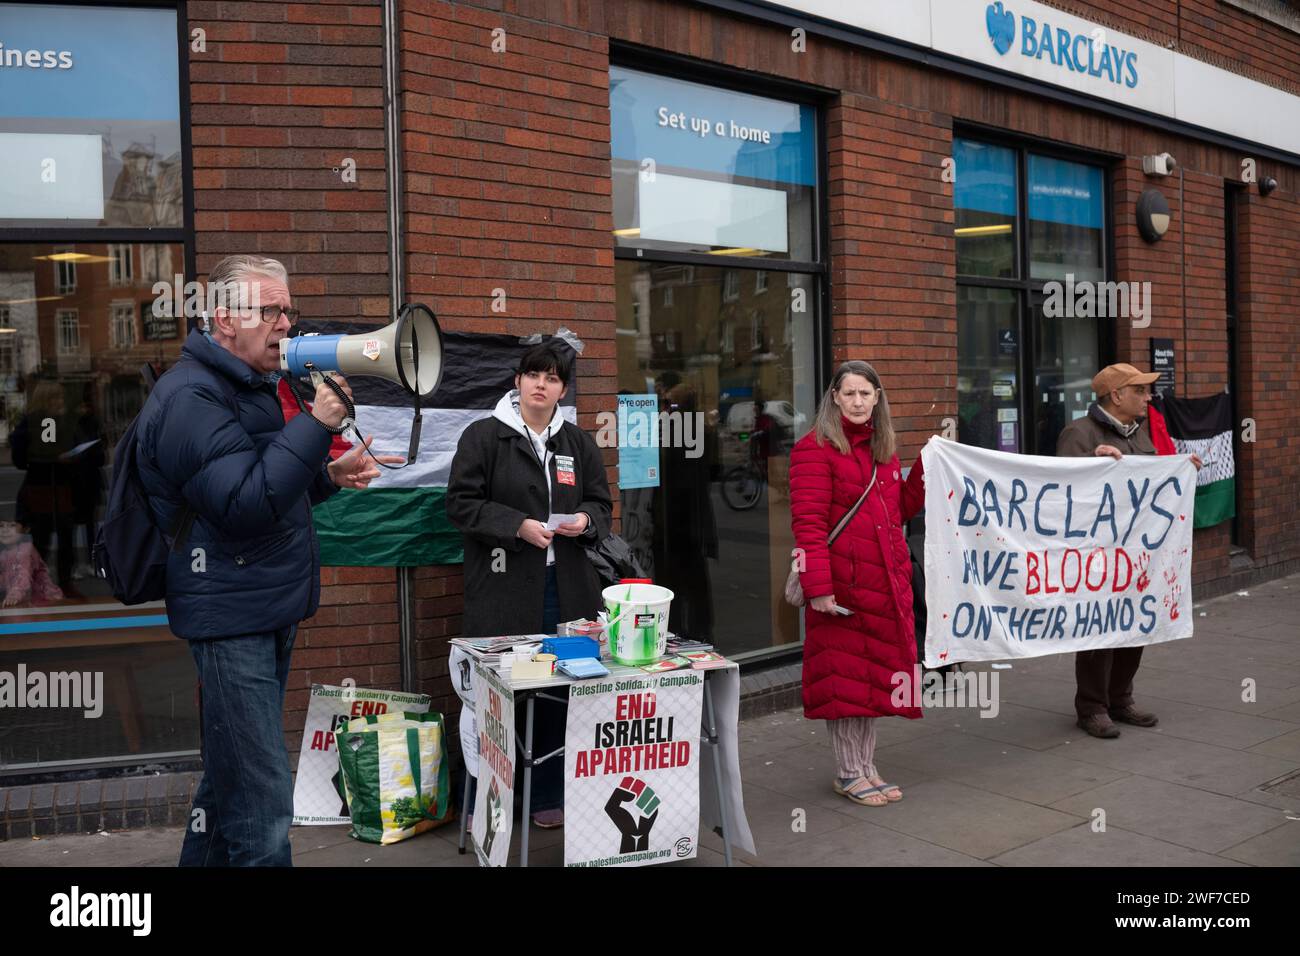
top-left (1259, 176), bottom-right (1278, 196)
top-left (1142, 153), bottom-right (1177, 177)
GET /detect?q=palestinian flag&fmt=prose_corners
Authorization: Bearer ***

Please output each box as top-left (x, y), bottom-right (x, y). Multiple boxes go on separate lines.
top-left (284, 322), bottom-right (577, 566)
top-left (1152, 392), bottom-right (1235, 529)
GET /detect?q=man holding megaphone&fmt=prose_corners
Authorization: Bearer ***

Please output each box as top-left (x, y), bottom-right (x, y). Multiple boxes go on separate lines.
top-left (134, 255), bottom-right (402, 866)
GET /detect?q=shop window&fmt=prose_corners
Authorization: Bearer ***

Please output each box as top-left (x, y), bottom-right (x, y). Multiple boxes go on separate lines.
top-left (953, 136), bottom-right (1108, 456)
top-left (1028, 156), bottom-right (1104, 282)
top-left (0, 242), bottom-right (195, 777)
top-left (610, 65), bottom-right (817, 263)
top-left (0, 4), bottom-right (183, 231)
top-left (611, 65), bottom-right (823, 661)
top-left (954, 140), bottom-right (1017, 279)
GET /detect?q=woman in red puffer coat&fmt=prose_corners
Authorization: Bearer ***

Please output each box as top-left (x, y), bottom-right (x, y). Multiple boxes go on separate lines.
top-left (789, 360), bottom-right (926, 807)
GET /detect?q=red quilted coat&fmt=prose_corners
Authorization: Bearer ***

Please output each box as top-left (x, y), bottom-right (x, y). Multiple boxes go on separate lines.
top-left (790, 417), bottom-right (926, 720)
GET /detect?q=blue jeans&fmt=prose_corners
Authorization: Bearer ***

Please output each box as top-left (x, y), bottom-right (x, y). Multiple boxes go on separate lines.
top-left (179, 627), bottom-right (297, 867)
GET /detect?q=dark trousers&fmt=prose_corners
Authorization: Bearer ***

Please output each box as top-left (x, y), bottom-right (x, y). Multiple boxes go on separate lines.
top-left (180, 627), bottom-right (297, 867)
top-left (468, 565), bottom-right (565, 814)
top-left (1074, 647), bottom-right (1144, 719)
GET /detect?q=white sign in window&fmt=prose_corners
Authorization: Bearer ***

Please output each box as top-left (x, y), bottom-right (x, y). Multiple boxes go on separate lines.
top-left (0, 132), bottom-right (105, 220)
top-left (638, 173), bottom-right (789, 254)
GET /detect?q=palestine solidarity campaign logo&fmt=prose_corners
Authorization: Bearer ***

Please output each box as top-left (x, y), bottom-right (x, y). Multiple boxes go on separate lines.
top-left (986, 2), bottom-right (1015, 55)
top-left (604, 776), bottom-right (660, 853)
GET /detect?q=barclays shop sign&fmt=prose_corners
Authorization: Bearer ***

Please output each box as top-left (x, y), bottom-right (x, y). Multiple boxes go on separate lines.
top-left (762, 0), bottom-right (1300, 158)
top-left (984, 2), bottom-right (1139, 89)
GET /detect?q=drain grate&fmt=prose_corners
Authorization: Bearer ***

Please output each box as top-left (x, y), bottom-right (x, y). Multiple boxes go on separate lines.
top-left (1258, 770), bottom-right (1300, 798)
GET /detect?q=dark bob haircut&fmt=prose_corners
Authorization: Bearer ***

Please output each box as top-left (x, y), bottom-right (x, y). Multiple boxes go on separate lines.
top-left (516, 340), bottom-right (574, 385)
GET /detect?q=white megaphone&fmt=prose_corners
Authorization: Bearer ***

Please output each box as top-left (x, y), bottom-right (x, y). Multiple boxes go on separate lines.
top-left (279, 303), bottom-right (443, 464)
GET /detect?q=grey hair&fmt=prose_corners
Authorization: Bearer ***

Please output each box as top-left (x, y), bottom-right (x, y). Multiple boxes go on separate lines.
top-left (204, 255), bottom-right (288, 318)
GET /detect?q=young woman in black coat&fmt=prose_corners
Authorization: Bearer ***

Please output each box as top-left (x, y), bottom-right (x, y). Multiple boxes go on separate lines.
top-left (446, 341), bottom-right (612, 827)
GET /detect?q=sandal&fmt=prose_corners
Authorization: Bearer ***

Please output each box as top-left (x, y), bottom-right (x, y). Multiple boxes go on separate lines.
top-left (833, 776), bottom-right (888, 806)
top-left (866, 776), bottom-right (902, 802)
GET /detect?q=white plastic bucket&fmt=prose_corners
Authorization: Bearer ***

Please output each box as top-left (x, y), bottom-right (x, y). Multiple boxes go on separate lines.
top-left (602, 583), bottom-right (674, 665)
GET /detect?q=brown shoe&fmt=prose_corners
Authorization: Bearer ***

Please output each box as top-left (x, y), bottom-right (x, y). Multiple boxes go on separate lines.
top-left (1109, 706), bottom-right (1158, 727)
top-left (1077, 714), bottom-right (1121, 738)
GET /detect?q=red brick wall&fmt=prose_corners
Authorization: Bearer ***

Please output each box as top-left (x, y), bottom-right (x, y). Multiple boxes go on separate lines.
top-left (185, 0), bottom-right (399, 748)
top-left (827, 94), bottom-right (957, 461)
top-left (397, 0), bottom-right (616, 717)
top-left (1235, 187), bottom-right (1300, 565)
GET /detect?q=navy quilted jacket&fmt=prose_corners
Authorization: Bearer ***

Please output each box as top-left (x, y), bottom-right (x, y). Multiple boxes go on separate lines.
top-left (136, 329), bottom-right (338, 640)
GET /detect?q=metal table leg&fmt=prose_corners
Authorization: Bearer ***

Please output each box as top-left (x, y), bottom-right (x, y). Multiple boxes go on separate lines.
top-left (702, 674), bottom-right (734, 867)
top-left (457, 765), bottom-right (472, 854)
top-left (520, 692), bottom-right (535, 868)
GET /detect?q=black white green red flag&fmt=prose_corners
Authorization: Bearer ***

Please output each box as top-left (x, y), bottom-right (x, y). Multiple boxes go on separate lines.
top-left (285, 322), bottom-right (577, 567)
top-left (1152, 392), bottom-right (1235, 529)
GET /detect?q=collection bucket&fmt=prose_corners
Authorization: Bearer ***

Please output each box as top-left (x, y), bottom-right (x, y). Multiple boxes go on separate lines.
top-left (602, 582), bottom-right (674, 665)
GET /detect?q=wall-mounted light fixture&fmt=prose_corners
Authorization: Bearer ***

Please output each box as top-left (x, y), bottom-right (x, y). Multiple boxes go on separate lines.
top-left (1259, 176), bottom-right (1278, 196)
top-left (1136, 188), bottom-right (1171, 242)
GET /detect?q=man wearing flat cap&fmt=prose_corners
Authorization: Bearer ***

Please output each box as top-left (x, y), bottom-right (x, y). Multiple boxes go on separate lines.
top-left (1057, 363), bottom-right (1201, 739)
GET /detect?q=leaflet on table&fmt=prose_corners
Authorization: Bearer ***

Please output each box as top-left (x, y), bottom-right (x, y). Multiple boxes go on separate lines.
top-left (640, 655), bottom-right (691, 674)
top-left (450, 635), bottom-right (546, 657)
top-left (682, 651), bottom-right (729, 670)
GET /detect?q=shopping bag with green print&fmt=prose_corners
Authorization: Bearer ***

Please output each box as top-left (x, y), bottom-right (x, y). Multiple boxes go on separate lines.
top-left (333, 711), bottom-right (453, 845)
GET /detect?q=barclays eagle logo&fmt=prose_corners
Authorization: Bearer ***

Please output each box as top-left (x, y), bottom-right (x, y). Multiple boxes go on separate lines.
top-left (986, 2), bottom-right (1015, 55)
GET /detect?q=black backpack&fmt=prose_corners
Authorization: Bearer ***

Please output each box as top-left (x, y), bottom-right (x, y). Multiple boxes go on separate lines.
top-left (92, 360), bottom-right (226, 604)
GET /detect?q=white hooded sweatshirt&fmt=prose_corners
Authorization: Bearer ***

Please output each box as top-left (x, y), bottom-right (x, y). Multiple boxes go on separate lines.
top-left (492, 389), bottom-right (565, 566)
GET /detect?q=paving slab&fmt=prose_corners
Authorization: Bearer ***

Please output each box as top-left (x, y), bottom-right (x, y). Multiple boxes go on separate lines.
top-left (845, 778), bottom-right (1084, 860)
top-left (989, 824), bottom-right (1246, 867)
top-left (1042, 729), bottom-right (1298, 799)
top-left (1048, 775), bottom-right (1286, 853)
top-left (1217, 823), bottom-right (1300, 866)
top-left (1246, 729), bottom-right (1300, 762)
top-left (751, 815), bottom-right (990, 867)
top-left (876, 730), bottom-right (1130, 805)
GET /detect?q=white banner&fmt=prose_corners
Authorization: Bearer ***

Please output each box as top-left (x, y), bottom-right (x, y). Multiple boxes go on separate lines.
top-left (471, 662), bottom-right (515, 867)
top-left (921, 437), bottom-right (1196, 667)
top-left (293, 684), bottom-right (432, 825)
top-left (564, 672), bottom-right (703, 868)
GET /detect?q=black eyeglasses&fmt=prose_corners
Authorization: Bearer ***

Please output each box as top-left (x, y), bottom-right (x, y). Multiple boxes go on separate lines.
top-left (239, 305), bottom-right (301, 326)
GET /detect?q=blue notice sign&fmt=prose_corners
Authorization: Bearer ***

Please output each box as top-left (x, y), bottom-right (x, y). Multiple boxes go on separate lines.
top-left (617, 394), bottom-right (661, 490)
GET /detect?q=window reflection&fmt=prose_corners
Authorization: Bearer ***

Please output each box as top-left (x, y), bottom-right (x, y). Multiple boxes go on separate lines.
top-left (616, 261), bottom-right (816, 658)
top-left (0, 241), bottom-right (196, 775)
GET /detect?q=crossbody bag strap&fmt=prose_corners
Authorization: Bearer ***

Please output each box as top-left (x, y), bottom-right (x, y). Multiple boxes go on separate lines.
top-left (826, 461), bottom-right (877, 547)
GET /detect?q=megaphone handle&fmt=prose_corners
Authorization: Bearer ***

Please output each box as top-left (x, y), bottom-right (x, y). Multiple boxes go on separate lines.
top-left (407, 411), bottom-right (422, 465)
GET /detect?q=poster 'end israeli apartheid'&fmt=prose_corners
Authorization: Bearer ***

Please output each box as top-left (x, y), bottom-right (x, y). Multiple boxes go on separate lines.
top-left (563, 672), bottom-right (704, 868)
top-left (471, 661), bottom-right (515, 868)
top-left (921, 437), bottom-right (1197, 668)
